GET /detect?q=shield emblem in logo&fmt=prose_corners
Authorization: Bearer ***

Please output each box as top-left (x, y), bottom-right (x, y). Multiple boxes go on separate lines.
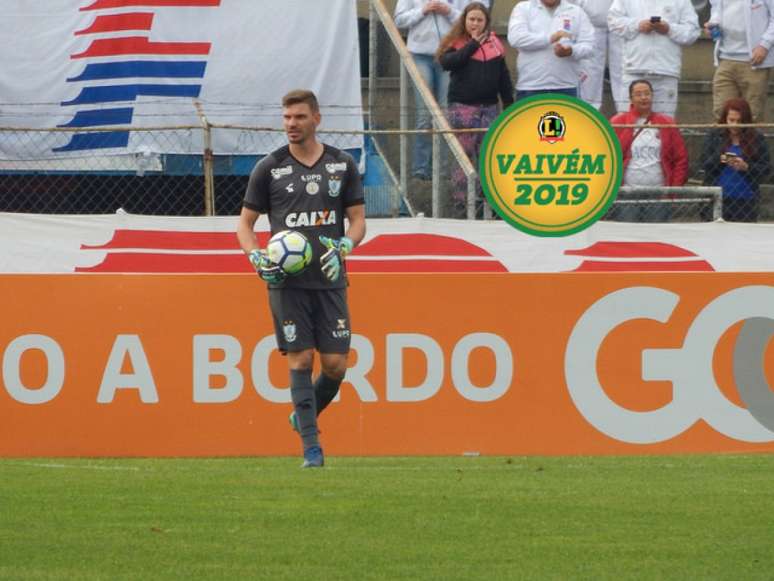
top-left (328, 178), bottom-right (341, 197)
top-left (283, 321), bottom-right (297, 343)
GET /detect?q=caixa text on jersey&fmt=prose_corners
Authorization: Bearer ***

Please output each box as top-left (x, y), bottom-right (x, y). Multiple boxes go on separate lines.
top-left (285, 209), bottom-right (337, 228)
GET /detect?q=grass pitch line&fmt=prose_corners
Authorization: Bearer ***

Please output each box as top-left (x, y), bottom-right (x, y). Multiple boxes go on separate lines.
top-left (8, 461), bottom-right (142, 471)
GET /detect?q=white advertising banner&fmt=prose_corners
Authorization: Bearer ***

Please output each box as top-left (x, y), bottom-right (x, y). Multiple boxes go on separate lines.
top-left (0, 0), bottom-right (364, 158)
top-left (1, 212), bottom-right (773, 273)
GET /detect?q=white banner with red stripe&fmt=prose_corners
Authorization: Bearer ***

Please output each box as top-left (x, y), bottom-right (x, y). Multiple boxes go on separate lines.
top-left (1, 211), bottom-right (774, 273)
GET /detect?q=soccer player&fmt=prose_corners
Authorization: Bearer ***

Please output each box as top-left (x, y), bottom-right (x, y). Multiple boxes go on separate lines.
top-left (236, 89), bottom-right (366, 468)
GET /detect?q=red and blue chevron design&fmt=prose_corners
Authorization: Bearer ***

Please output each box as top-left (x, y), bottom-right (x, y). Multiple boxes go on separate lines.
top-left (56, 0), bottom-right (221, 153)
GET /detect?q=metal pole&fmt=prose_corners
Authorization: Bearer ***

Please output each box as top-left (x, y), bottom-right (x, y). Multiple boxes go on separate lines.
top-left (713, 190), bottom-right (723, 221)
top-left (466, 173), bottom-right (476, 220)
top-left (432, 121), bottom-right (440, 217)
top-left (368, 0), bottom-right (377, 134)
top-left (194, 101), bottom-right (215, 216)
top-left (399, 61), bottom-right (408, 217)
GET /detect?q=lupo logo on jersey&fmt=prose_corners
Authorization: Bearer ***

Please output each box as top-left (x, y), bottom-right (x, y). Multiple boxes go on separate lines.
top-left (481, 94), bottom-right (622, 237)
top-left (55, 0), bottom-right (220, 153)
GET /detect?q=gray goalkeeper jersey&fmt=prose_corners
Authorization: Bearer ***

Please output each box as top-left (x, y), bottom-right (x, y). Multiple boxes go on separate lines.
top-left (243, 144), bottom-right (365, 289)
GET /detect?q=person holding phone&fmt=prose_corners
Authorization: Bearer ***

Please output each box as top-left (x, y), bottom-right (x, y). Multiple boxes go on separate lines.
top-left (701, 97), bottom-right (771, 222)
top-left (608, 0), bottom-right (700, 117)
top-left (438, 2), bottom-right (513, 216)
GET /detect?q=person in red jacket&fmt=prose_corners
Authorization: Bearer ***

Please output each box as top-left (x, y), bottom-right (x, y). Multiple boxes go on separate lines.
top-left (610, 79), bottom-right (688, 222)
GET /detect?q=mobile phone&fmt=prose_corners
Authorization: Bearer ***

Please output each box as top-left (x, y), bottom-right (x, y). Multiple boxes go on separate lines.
top-left (650, 16), bottom-right (661, 23)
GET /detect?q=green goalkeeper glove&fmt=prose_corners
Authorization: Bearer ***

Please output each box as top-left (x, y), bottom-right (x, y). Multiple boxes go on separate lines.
top-left (248, 249), bottom-right (286, 284)
top-left (319, 236), bottom-right (353, 282)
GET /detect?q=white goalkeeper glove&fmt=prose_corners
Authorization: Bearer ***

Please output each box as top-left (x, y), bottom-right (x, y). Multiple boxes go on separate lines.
top-left (319, 236), bottom-right (354, 282)
top-left (248, 249), bottom-right (286, 284)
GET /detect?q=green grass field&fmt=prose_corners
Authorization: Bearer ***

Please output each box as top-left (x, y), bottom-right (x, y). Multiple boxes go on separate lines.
top-left (1, 455), bottom-right (773, 580)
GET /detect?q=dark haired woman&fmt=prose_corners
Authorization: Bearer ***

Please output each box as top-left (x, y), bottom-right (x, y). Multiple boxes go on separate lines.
top-left (701, 97), bottom-right (771, 222)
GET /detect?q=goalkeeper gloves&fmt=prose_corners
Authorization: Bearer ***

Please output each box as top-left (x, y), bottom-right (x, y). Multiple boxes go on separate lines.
top-left (319, 236), bottom-right (354, 282)
top-left (248, 248), bottom-right (286, 284)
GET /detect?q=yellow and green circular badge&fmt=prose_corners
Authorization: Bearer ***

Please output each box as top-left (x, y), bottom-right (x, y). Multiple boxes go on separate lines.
top-left (481, 94), bottom-right (622, 237)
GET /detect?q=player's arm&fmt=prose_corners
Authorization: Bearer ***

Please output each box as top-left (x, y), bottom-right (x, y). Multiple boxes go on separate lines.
top-left (237, 205), bottom-right (261, 254)
top-left (344, 202), bottom-right (366, 249)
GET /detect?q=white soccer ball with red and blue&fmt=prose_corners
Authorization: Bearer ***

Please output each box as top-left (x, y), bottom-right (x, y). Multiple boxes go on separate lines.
top-left (266, 230), bottom-right (313, 275)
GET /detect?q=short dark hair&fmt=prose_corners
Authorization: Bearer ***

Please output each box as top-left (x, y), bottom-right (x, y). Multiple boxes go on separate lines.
top-left (282, 89), bottom-right (319, 113)
top-left (628, 79), bottom-right (653, 98)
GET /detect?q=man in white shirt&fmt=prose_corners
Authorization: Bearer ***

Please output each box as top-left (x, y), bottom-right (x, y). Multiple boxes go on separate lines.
top-left (568, 0), bottom-right (624, 110)
top-left (608, 0), bottom-right (700, 117)
top-left (508, 0), bottom-right (595, 99)
top-left (705, 0), bottom-right (774, 121)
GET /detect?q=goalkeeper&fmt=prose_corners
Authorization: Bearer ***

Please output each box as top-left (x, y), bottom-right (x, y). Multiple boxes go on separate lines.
top-left (236, 89), bottom-right (366, 468)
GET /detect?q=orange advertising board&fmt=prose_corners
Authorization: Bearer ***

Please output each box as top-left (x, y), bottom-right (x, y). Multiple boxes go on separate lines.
top-left (1, 273), bottom-right (774, 457)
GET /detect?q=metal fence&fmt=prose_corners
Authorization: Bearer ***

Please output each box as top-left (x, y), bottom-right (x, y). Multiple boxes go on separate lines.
top-left (1, 123), bottom-right (772, 222)
top-left (1, 0), bottom-right (771, 223)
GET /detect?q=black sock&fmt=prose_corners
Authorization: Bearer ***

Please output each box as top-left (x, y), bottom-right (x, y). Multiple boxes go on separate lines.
top-left (315, 373), bottom-right (343, 416)
top-left (290, 369), bottom-right (319, 450)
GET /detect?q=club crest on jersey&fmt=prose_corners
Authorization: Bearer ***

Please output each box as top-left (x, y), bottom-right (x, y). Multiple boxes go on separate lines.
top-left (326, 162), bottom-right (347, 174)
top-left (328, 177), bottom-right (341, 197)
top-left (283, 320), bottom-right (297, 343)
top-left (285, 210), bottom-right (337, 227)
top-left (271, 165), bottom-right (293, 180)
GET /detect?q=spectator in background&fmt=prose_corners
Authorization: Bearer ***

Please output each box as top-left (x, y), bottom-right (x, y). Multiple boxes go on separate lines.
top-left (608, 0), bottom-right (700, 117)
top-left (507, 0), bottom-right (595, 99)
top-left (705, 0), bottom-right (774, 122)
top-left (394, 1), bottom-right (463, 181)
top-left (611, 79), bottom-right (688, 222)
top-left (438, 2), bottom-right (513, 216)
top-left (701, 97), bottom-right (771, 222)
top-left (567, 0), bottom-right (625, 111)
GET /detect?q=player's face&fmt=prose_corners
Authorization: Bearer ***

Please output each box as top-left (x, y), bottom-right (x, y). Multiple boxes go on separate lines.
top-left (540, 0), bottom-right (560, 8)
top-left (465, 10), bottom-right (487, 37)
top-left (630, 83), bottom-right (653, 116)
top-left (283, 103), bottom-right (320, 145)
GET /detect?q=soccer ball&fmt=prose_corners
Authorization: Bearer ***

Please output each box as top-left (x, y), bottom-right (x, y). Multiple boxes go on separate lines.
top-left (266, 230), bottom-right (313, 275)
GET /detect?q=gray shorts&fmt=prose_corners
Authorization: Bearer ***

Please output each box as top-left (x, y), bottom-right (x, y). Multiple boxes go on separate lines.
top-left (268, 287), bottom-right (351, 354)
